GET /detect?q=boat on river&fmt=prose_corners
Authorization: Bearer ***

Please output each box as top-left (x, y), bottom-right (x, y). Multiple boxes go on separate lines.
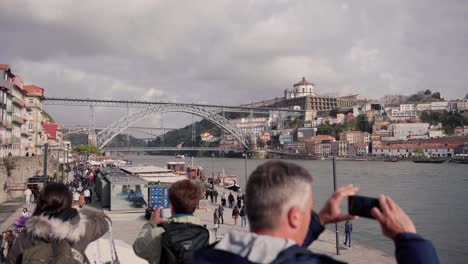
top-left (384, 157), bottom-right (399, 162)
top-left (412, 157), bottom-right (448, 163)
top-left (451, 154), bottom-right (468, 164)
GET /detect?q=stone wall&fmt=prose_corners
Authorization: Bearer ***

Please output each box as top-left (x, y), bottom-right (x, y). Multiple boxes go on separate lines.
top-left (0, 156), bottom-right (59, 204)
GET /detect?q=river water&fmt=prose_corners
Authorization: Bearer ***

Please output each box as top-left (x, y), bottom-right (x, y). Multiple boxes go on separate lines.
top-left (125, 154), bottom-right (467, 263)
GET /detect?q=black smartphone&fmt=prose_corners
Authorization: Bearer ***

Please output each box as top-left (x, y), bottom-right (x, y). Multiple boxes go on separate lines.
top-left (348, 195), bottom-right (380, 219)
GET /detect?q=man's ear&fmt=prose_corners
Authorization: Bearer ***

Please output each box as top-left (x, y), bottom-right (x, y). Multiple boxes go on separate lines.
top-left (287, 206), bottom-right (302, 229)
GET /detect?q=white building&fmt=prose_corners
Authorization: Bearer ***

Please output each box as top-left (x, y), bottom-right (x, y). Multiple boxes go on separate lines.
top-left (416, 103), bottom-right (431, 111)
top-left (456, 100), bottom-right (468, 113)
top-left (284, 77), bottom-right (316, 99)
top-left (388, 123), bottom-right (430, 140)
top-left (430, 101), bottom-right (450, 111)
top-left (231, 117), bottom-right (270, 137)
top-left (373, 144), bottom-right (455, 158)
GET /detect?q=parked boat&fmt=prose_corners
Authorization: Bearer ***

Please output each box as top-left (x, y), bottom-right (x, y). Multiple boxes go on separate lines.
top-left (384, 157), bottom-right (399, 162)
top-left (412, 157), bottom-right (448, 163)
top-left (451, 154), bottom-right (468, 164)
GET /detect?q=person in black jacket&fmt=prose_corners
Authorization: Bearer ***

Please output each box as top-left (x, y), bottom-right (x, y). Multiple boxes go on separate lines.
top-left (344, 221), bottom-right (352, 247)
top-left (195, 160), bottom-right (439, 264)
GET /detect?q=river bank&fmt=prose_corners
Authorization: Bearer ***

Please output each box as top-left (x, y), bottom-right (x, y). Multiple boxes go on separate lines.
top-left (124, 154), bottom-right (465, 263)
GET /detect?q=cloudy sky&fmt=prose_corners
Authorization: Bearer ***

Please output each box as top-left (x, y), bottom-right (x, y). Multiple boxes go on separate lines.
top-left (1, 0), bottom-right (467, 129)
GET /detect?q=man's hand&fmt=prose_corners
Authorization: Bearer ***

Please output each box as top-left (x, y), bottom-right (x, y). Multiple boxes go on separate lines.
top-left (371, 195), bottom-right (416, 240)
top-left (319, 184), bottom-right (359, 225)
top-left (150, 207), bottom-right (165, 225)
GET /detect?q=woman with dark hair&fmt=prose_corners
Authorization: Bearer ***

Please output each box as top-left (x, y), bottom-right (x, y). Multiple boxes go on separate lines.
top-left (6, 183), bottom-right (109, 264)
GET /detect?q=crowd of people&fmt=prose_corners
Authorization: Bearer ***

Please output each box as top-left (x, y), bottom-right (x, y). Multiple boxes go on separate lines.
top-left (1, 159), bottom-right (440, 264)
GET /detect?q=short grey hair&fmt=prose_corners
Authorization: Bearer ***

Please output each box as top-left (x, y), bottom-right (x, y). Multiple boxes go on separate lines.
top-left (246, 160), bottom-right (313, 231)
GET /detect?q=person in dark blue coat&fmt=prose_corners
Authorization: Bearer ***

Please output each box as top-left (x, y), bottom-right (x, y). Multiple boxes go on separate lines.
top-left (194, 160), bottom-right (439, 264)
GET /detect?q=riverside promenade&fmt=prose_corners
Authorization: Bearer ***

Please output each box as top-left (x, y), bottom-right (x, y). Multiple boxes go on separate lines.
top-left (0, 196), bottom-right (395, 264)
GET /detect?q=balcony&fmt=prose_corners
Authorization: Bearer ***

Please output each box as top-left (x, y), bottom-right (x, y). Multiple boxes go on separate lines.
top-left (12, 97), bottom-right (25, 108)
top-left (12, 115), bottom-right (25, 125)
top-left (4, 121), bottom-right (12, 130)
top-left (10, 136), bottom-right (21, 144)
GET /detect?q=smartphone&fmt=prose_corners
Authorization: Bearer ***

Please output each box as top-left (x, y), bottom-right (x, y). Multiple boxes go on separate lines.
top-left (348, 195), bottom-right (380, 219)
top-left (160, 208), bottom-right (172, 218)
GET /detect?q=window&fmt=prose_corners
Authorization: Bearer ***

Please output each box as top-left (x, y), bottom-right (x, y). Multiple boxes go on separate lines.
top-left (29, 98), bottom-right (34, 103)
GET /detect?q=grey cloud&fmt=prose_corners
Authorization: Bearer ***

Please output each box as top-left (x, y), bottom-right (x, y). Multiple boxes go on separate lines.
top-left (1, 0), bottom-right (467, 128)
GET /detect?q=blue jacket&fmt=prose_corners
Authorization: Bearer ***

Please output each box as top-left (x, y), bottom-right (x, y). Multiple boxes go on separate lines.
top-left (194, 211), bottom-right (439, 264)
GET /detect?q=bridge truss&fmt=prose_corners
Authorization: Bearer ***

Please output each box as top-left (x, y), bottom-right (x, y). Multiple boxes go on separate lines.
top-left (44, 97), bottom-right (305, 150)
top-left (96, 104), bottom-right (251, 149)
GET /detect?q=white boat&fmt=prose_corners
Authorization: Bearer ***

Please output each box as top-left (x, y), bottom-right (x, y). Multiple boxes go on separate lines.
top-left (175, 154), bottom-right (186, 159)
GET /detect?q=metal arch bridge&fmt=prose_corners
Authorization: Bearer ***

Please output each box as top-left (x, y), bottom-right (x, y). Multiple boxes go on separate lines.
top-left (95, 104), bottom-right (251, 149)
top-left (44, 97), bottom-right (304, 150)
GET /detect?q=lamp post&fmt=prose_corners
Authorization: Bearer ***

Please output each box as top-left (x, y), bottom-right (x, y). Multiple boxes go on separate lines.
top-left (242, 151), bottom-right (248, 188)
top-left (332, 156), bottom-right (340, 255)
top-left (43, 143), bottom-right (48, 186)
top-left (211, 153), bottom-right (215, 190)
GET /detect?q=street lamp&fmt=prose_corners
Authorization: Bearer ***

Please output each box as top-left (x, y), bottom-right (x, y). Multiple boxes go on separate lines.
top-left (242, 151), bottom-right (248, 189)
top-left (211, 153), bottom-right (215, 190)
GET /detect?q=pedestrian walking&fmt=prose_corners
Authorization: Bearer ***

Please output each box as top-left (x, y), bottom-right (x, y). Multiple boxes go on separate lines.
top-left (221, 192), bottom-right (226, 207)
top-left (218, 204), bottom-right (224, 224)
top-left (84, 188), bottom-right (91, 204)
top-left (240, 204), bottom-right (247, 228)
top-left (213, 209), bottom-right (220, 228)
top-left (228, 192), bottom-right (234, 208)
top-left (205, 189), bottom-right (210, 200)
top-left (78, 192), bottom-right (85, 208)
top-left (213, 189), bottom-right (218, 204)
top-left (24, 188), bottom-right (32, 205)
top-left (344, 220), bottom-right (353, 247)
top-left (20, 208), bottom-right (29, 218)
top-left (209, 189), bottom-right (214, 203)
top-left (232, 206), bottom-right (240, 226)
top-left (1, 232), bottom-right (8, 263)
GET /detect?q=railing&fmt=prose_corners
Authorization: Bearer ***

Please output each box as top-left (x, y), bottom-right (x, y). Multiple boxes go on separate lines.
top-left (12, 97), bottom-right (26, 108)
top-left (10, 136), bottom-right (21, 144)
top-left (12, 115), bottom-right (25, 125)
top-left (4, 120), bottom-right (12, 129)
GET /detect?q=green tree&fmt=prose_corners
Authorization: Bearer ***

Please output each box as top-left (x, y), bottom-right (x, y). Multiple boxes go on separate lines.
top-left (415, 147), bottom-right (424, 156)
top-left (424, 89), bottom-right (432, 96)
top-left (72, 145), bottom-right (101, 155)
top-left (356, 115), bottom-right (372, 133)
top-left (465, 93), bottom-right (468, 99)
top-left (431, 92), bottom-right (441, 99)
top-left (317, 122), bottom-right (333, 135)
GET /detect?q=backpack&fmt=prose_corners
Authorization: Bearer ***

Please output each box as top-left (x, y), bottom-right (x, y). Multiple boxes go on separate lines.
top-left (22, 239), bottom-right (87, 264)
top-left (160, 223), bottom-right (210, 264)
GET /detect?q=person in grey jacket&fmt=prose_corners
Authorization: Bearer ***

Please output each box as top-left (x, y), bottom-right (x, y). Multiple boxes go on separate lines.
top-left (6, 183), bottom-right (109, 264)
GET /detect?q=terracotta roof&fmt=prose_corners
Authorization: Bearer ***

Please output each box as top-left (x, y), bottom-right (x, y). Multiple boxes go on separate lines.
top-left (374, 144), bottom-right (459, 150)
top-left (23, 85), bottom-right (44, 97)
top-left (0, 64), bottom-right (10, 70)
top-left (43, 123), bottom-right (58, 139)
top-left (294, 77), bottom-right (314, 86)
top-left (305, 135), bottom-right (336, 143)
top-left (12, 75), bottom-right (23, 89)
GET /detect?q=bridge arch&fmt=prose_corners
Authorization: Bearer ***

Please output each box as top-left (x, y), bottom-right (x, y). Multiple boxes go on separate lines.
top-left (97, 104), bottom-right (250, 149)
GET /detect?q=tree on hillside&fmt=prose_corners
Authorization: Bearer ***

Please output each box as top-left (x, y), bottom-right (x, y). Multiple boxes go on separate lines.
top-left (73, 145), bottom-right (101, 155)
top-left (356, 115), bottom-right (372, 133)
top-left (317, 122), bottom-right (333, 135)
top-left (431, 92), bottom-right (441, 100)
top-left (465, 93), bottom-right (468, 99)
top-left (424, 89), bottom-right (432, 96)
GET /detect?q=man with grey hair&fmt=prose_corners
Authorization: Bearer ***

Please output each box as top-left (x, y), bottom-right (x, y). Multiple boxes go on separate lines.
top-left (195, 160), bottom-right (439, 264)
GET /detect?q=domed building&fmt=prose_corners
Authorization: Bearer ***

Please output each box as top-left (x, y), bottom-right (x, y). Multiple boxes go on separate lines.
top-left (284, 77), bottom-right (316, 98)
